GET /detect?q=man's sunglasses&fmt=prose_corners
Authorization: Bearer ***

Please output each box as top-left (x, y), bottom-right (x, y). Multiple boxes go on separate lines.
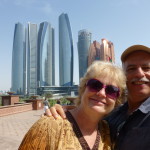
top-left (86, 79), bottom-right (120, 100)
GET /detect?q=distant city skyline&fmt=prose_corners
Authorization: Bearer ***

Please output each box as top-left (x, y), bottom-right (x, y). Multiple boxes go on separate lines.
top-left (11, 21), bottom-right (55, 95)
top-left (1, 0), bottom-right (150, 91)
top-left (11, 18), bottom-right (116, 96)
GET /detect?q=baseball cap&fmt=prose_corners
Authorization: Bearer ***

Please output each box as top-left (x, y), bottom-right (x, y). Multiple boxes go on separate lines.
top-left (121, 45), bottom-right (150, 62)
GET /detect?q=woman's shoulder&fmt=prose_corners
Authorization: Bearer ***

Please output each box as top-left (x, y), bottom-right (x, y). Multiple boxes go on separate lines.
top-left (21, 116), bottom-right (68, 139)
top-left (33, 116), bottom-right (67, 128)
top-left (19, 116), bottom-right (70, 149)
top-left (38, 115), bottom-right (64, 122)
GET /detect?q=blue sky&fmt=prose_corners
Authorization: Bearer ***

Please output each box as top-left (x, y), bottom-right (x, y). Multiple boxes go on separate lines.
top-left (0, 0), bottom-right (150, 91)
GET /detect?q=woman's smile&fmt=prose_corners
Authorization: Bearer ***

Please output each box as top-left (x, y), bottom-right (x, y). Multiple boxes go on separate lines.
top-left (89, 97), bottom-right (106, 105)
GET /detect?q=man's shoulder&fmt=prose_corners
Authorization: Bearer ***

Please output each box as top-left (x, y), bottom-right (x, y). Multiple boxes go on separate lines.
top-left (104, 103), bottom-right (128, 143)
top-left (104, 102), bottom-right (128, 127)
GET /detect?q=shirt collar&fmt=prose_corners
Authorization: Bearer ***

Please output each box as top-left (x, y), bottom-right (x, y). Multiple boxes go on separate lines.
top-left (138, 97), bottom-right (150, 113)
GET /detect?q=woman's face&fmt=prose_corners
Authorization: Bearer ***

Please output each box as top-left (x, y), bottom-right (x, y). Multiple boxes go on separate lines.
top-left (80, 77), bottom-right (119, 115)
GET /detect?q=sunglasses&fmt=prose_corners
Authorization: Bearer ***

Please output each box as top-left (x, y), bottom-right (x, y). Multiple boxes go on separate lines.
top-left (86, 79), bottom-right (120, 100)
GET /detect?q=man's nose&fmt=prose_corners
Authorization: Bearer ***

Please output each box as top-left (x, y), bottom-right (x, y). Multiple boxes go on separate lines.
top-left (96, 88), bottom-right (106, 97)
top-left (136, 67), bottom-right (145, 78)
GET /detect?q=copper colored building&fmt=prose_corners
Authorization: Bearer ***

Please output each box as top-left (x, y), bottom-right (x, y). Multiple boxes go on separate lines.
top-left (88, 39), bottom-right (115, 66)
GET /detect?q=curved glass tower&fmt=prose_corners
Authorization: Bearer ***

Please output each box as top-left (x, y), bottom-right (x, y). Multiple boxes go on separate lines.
top-left (11, 22), bottom-right (26, 95)
top-left (37, 21), bottom-right (55, 86)
top-left (59, 13), bottom-right (73, 86)
top-left (78, 29), bottom-right (92, 79)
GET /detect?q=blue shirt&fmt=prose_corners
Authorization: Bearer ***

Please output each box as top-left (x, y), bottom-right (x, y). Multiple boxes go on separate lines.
top-left (105, 97), bottom-right (150, 150)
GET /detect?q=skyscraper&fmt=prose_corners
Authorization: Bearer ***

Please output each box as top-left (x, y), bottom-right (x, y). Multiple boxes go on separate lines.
top-left (27, 23), bottom-right (38, 95)
top-left (37, 21), bottom-right (55, 87)
top-left (100, 39), bottom-right (115, 62)
top-left (59, 13), bottom-right (73, 86)
top-left (11, 22), bottom-right (26, 95)
top-left (78, 29), bottom-right (92, 79)
top-left (88, 39), bottom-right (115, 66)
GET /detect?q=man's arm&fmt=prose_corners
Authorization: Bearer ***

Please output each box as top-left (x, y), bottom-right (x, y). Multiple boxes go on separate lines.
top-left (45, 104), bottom-right (76, 119)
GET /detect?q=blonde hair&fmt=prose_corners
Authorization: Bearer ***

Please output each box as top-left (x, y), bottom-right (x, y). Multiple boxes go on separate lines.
top-left (76, 61), bottom-right (126, 106)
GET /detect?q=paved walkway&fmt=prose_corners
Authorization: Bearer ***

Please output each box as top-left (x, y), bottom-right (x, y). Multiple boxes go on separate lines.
top-left (0, 109), bottom-right (44, 150)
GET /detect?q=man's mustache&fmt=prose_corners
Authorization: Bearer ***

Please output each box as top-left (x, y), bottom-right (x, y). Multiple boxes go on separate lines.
top-left (129, 77), bottom-right (150, 83)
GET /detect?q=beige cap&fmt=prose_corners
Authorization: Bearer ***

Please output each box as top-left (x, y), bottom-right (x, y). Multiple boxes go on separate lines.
top-left (121, 44), bottom-right (150, 62)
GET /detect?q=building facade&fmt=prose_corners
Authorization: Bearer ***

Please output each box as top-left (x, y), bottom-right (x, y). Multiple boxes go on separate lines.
top-left (11, 22), bottom-right (26, 95)
top-left (59, 13), bottom-right (73, 86)
top-left (78, 29), bottom-right (92, 79)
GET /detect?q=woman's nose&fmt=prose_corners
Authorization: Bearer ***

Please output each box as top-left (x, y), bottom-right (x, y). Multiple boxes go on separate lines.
top-left (96, 88), bottom-right (106, 97)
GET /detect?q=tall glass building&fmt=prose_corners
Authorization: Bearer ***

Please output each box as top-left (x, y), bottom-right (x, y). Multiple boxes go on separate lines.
top-left (78, 29), bottom-right (92, 79)
top-left (59, 13), bottom-right (73, 86)
top-left (37, 21), bottom-right (55, 87)
top-left (27, 23), bottom-right (38, 95)
top-left (11, 22), bottom-right (26, 95)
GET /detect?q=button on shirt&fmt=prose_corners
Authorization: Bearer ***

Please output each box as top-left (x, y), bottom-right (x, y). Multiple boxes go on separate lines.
top-left (105, 97), bottom-right (150, 150)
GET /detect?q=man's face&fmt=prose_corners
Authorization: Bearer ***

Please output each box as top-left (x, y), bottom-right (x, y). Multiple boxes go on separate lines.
top-left (123, 51), bottom-right (150, 102)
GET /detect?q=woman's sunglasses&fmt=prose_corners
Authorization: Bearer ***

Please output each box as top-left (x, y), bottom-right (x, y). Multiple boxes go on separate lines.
top-left (86, 79), bottom-right (120, 100)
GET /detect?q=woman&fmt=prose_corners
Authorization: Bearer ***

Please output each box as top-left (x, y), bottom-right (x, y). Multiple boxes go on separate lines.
top-left (19, 61), bottom-right (126, 150)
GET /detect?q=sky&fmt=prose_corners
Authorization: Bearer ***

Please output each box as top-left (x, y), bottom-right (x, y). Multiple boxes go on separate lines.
top-left (0, 0), bottom-right (150, 91)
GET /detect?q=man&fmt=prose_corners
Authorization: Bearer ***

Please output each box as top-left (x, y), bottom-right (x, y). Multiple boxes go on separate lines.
top-left (106, 44), bottom-right (150, 150)
top-left (46, 44), bottom-right (150, 150)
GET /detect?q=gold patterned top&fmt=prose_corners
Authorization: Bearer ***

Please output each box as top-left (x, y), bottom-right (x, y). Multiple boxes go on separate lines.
top-left (19, 113), bottom-right (112, 150)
